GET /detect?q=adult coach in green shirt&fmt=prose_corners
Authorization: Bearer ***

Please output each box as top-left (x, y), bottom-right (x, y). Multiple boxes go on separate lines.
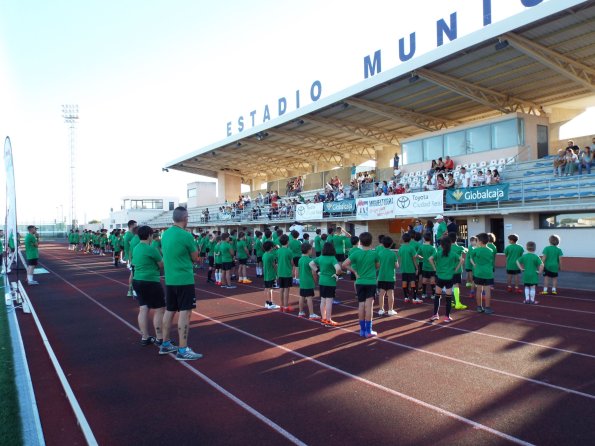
top-left (25, 225), bottom-right (40, 285)
top-left (160, 207), bottom-right (202, 361)
top-left (122, 219), bottom-right (137, 265)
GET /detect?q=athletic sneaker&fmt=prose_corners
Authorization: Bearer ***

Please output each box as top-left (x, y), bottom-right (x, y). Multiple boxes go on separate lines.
top-left (540, 291), bottom-right (548, 295)
top-left (443, 317), bottom-right (453, 323)
top-left (227, 285), bottom-right (237, 289)
top-left (159, 343), bottom-right (177, 355)
top-left (524, 300), bottom-right (530, 304)
top-left (454, 304), bottom-right (467, 310)
top-left (515, 288), bottom-right (523, 294)
top-left (404, 298), bottom-right (411, 303)
top-left (551, 291), bottom-right (558, 295)
top-left (421, 294), bottom-right (427, 299)
top-left (285, 306), bottom-right (294, 312)
top-left (28, 280), bottom-right (39, 285)
top-left (243, 279), bottom-right (252, 284)
top-left (476, 306), bottom-right (485, 313)
top-left (325, 319), bottom-right (339, 327)
top-left (176, 347), bottom-right (203, 361)
top-left (127, 290), bottom-right (134, 297)
top-left (365, 330), bottom-right (377, 338)
top-left (465, 282), bottom-right (473, 288)
top-left (309, 314), bottom-right (321, 321)
top-left (378, 309), bottom-right (385, 316)
top-left (266, 303), bottom-right (280, 310)
top-left (430, 314), bottom-right (439, 321)
top-left (413, 298), bottom-right (423, 304)
top-left (483, 307), bottom-right (494, 315)
top-left (531, 301), bottom-right (539, 305)
top-left (298, 311), bottom-right (306, 318)
top-left (332, 299), bottom-right (341, 305)
top-left (387, 310), bottom-right (398, 316)
top-left (140, 336), bottom-right (156, 346)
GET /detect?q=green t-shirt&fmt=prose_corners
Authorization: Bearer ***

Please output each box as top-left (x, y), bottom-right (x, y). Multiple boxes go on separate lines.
top-left (542, 245), bottom-right (563, 273)
top-left (151, 239), bottom-right (161, 252)
top-left (518, 252), bottom-right (542, 285)
top-left (333, 235), bottom-right (348, 255)
top-left (113, 236), bottom-right (122, 252)
top-left (73, 233), bottom-right (80, 243)
top-left (24, 233), bottom-right (39, 260)
top-left (348, 248), bottom-right (379, 285)
top-left (255, 238), bottom-right (264, 257)
top-left (237, 240), bottom-right (248, 259)
top-left (418, 244), bottom-right (437, 272)
top-left (504, 243), bottom-right (524, 271)
top-left (207, 239), bottom-right (216, 256)
top-left (470, 246), bottom-right (494, 279)
top-left (432, 248), bottom-right (461, 281)
top-left (436, 221), bottom-right (447, 241)
top-left (397, 243), bottom-right (417, 274)
top-left (219, 241), bottom-right (233, 263)
top-left (214, 243), bottom-right (222, 264)
top-left (289, 238), bottom-right (302, 258)
top-left (487, 242), bottom-right (498, 257)
top-left (410, 239), bottom-right (421, 253)
top-left (452, 243), bottom-right (466, 274)
top-left (298, 255), bottom-right (315, 290)
top-left (132, 243), bottom-right (162, 282)
top-left (314, 235), bottom-right (322, 253)
top-left (129, 235), bottom-right (140, 261)
top-left (376, 248), bottom-right (397, 282)
top-left (123, 230), bottom-right (134, 259)
top-left (314, 255), bottom-right (339, 287)
top-left (276, 246), bottom-right (293, 278)
top-left (464, 245), bottom-right (475, 270)
top-left (161, 225), bottom-right (197, 286)
top-left (262, 251), bottom-right (277, 281)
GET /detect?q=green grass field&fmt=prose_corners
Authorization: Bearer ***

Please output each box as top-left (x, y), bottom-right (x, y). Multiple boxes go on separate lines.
top-left (0, 282), bottom-right (24, 446)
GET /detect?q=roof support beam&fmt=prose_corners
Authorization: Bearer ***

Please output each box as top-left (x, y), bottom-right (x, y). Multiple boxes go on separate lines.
top-left (305, 115), bottom-right (402, 147)
top-left (504, 32), bottom-right (595, 92)
top-left (246, 140), bottom-right (344, 164)
top-left (416, 68), bottom-right (545, 116)
top-left (228, 143), bottom-right (316, 167)
top-left (270, 129), bottom-right (375, 158)
top-left (345, 97), bottom-right (459, 131)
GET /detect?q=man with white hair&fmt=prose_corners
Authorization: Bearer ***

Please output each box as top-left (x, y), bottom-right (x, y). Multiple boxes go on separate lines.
top-left (434, 215), bottom-right (447, 246)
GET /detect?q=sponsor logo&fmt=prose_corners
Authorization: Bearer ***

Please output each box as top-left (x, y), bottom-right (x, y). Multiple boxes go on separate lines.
top-left (452, 189), bottom-right (464, 201)
top-left (396, 195), bottom-right (410, 209)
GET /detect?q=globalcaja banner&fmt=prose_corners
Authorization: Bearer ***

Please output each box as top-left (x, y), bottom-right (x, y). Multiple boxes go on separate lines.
top-left (356, 190), bottom-right (444, 220)
top-left (446, 184), bottom-right (509, 205)
top-left (323, 199), bottom-right (356, 214)
top-left (295, 202), bottom-right (323, 220)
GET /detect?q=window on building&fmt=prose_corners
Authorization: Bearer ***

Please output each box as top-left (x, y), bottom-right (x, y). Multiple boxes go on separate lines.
top-left (444, 131), bottom-right (467, 157)
top-left (423, 135), bottom-right (443, 161)
top-left (492, 119), bottom-right (519, 149)
top-left (402, 140), bottom-right (423, 164)
top-left (130, 199), bottom-right (164, 209)
top-left (539, 212), bottom-right (595, 229)
top-left (466, 125), bottom-right (491, 153)
top-left (188, 188), bottom-right (197, 198)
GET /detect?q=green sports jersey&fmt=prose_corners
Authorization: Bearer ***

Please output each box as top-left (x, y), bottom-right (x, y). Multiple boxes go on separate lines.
top-left (314, 235), bottom-right (322, 253)
top-left (73, 233), bottom-right (80, 243)
top-left (397, 243), bottom-right (417, 274)
top-left (24, 233), bottom-right (39, 260)
top-left (518, 252), bottom-right (542, 284)
top-left (246, 235), bottom-right (254, 249)
top-left (464, 245), bottom-right (475, 270)
top-left (237, 240), bottom-right (248, 259)
top-left (219, 241), bottom-right (233, 263)
top-left (470, 246), bottom-right (494, 279)
top-left (129, 235), bottom-right (140, 261)
top-left (452, 243), bottom-right (466, 274)
top-left (199, 236), bottom-right (208, 253)
top-left (410, 239), bottom-right (421, 253)
top-left (504, 243), bottom-right (524, 271)
top-left (151, 239), bottom-right (161, 252)
top-left (333, 235), bottom-right (348, 255)
top-left (276, 246), bottom-right (293, 278)
top-left (207, 239), bottom-right (216, 255)
top-left (254, 238), bottom-right (264, 257)
top-left (314, 255), bottom-right (339, 287)
top-left (214, 243), bottom-right (222, 263)
top-left (433, 248), bottom-right (461, 281)
top-left (262, 251), bottom-right (277, 281)
top-left (289, 238), bottom-right (302, 258)
top-left (376, 247), bottom-right (397, 282)
top-left (113, 236), bottom-right (122, 252)
top-left (348, 248), bottom-right (379, 285)
top-left (436, 221), bottom-right (447, 241)
top-left (161, 225), bottom-right (197, 286)
top-left (542, 245), bottom-right (563, 273)
top-left (272, 232), bottom-right (279, 245)
top-left (487, 242), bottom-right (498, 257)
top-left (298, 255), bottom-right (315, 289)
top-left (417, 244), bottom-right (437, 272)
top-left (123, 231), bottom-right (134, 259)
top-left (132, 243), bottom-right (162, 282)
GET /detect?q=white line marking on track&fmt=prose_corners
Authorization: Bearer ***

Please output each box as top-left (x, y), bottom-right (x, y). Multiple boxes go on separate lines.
top-left (39, 262), bottom-right (307, 446)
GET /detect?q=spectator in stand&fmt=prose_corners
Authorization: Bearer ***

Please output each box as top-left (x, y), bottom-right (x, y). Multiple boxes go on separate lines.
top-left (492, 169), bottom-right (501, 184)
top-left (475, 170), bottom-right (486, 186)
top-left (414, 219), bottom-right (424, 233)
top-left (429, 160), bottom-right (437, 176)
top-left (435, 157), bottom-right (446, 173)
top-left (336, 189), bottom-right (345, 201)
top-left (444, 156), bottom-right (454, 171)
top-left (393, 153), bottom-right (400, 170)
top-left (395, 183), bottom-right (405, 194)
top-left (445, 173), bottom-right (455, 189)
top-left (325, 190), bottom-right (334, 202)
top-left (553, 149), bottom-right (565, 176)
top-left (564, 147), bottom-right (579, 176)
top-left (447, 217), bottom-right (458, 235)
top-left (460, 167), bottom-right (471, 188)
top-left (404, 183), bottom-right (411, 193)
top-left (436, 173), bottom-right (446, 190)
top-left (485, 169), bottom-right (493, 185)
top-left (381, 180), bottom-right (388, 194)
top-left (578, 146), bottom-right (592, 175)
top-left (567, 139), bottom-right (580, 153)
top-left (423, 174), bottom-right (436, 191)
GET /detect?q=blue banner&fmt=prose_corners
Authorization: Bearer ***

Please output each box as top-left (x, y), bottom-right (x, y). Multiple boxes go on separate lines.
top-left (446, 184), bottom-right (509, 205)
top-left (323, 199), bottom-right (356, 213)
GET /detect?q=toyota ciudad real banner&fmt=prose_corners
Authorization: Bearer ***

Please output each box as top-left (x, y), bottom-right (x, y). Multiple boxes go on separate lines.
top-left (356, 190), bottom-right (444, 220)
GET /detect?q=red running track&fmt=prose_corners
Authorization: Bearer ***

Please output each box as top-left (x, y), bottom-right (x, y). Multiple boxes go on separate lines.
top-left (15, 243), bottom-right (595, 445)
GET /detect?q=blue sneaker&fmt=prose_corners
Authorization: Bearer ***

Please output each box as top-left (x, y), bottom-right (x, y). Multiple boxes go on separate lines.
top-left (176, 347), bottom-right (203, 361)
top-left (159, 343), bottom-right (177, 355)
top-left (484, 307), bottom-right (494, 315)
top-left (333, 299), bottom-right (341, 305)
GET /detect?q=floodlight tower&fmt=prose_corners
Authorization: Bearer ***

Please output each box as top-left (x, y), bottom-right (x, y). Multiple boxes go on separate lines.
top-left (62, 104), bottom-right (79, 230)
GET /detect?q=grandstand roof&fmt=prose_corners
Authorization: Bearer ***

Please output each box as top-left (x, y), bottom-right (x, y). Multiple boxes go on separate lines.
top-left (166, 1), bottom-right (595, 181)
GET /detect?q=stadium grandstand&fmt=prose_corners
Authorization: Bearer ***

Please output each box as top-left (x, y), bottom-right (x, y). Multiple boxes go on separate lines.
top-left (154, 1), bottom-right (595, 270)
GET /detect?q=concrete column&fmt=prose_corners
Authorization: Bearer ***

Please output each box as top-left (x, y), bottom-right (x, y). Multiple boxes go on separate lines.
top-left (217, 172), bottom-right (241, 203)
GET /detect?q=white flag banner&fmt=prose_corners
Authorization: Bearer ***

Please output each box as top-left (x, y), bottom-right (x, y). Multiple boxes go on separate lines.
top-left (393, 190), bottom-right (444, 217)
top-left (4, 137), bottom-right (18, 277)
top-left (295, 202), bottom-right (323, 220)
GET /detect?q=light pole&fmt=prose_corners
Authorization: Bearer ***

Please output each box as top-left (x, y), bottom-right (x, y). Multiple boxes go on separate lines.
top-left (62, 104), bottom-right (79, 230)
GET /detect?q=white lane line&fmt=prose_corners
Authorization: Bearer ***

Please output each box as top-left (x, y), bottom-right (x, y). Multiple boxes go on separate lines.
top-left (38, 262), bottom-right (307, 446)
top-left (48, 254), bottom-right (595, 401)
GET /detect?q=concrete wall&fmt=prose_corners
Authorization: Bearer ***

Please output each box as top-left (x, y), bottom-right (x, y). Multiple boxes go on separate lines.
top-left (217, 172), bottom-right (241, 202)
top-left (187, 182), bottom-right (217, 208)
top-left (550, 134), bottom-right (594, 155)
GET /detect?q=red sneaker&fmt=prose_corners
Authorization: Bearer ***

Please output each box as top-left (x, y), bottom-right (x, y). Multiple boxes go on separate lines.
top-left (325, 319), bottom-right (339, 327)
top-left (285, 306), bottom-right (294, 312)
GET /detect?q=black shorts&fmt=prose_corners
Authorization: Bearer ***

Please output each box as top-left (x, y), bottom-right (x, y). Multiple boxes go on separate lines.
top-left (377, 281), bottom-right (395, 291)
top-left (336, 254), bottom-right (346, 262)
top-left (401, 273), bottom-right (417, 283)
top-left (293, 257), bottom-right (300, 267)
top-left (319, 285), bottom-right (336, 298)
top-left (465, 268), bottom-right (472, 272)
top-left (421, 270), bottom-right (435, 279)
top-left (524, 283), bottom-right (538, 287)
top-left (417, 262), bottom-right (423, 276)
top-left (238, 258), bottom-right (247, 265)
top-left (215, 263), bottom-right (222, 269)
top-left (165, 284), bottom-right (196, 312)
top-left (264, 280), bottom-right (275, 289)
top-left (278, 277), bottom-right (292, 288)
top-left (26, 258), bottom-right (38, 266)
top-left (94, 244), bottom-right (99, 248)
top-left (300, 288), bottom-right (315, 297)
top-left (208, 256), bottom-right (215, 267)
top-left (356, 284), bottom-right (377, 302)
top-left (315, 251), bottom-right (321, 257)
top-left (256, 256), bottom-right (262, 263)
top-left (133, 280), bottom-right (165, 309)
top-left (436, 278), bottom-right (454, 289)
top-left (452, 273), bottom-right (462, 285)
top-left (222, 262), bottom-right (233, 271)
top-left (507, 269), bottom-right (521, 275)
top-left (474, 277), bottom-right (494, 286)
top-left (543, 268), bottom-right (558, 278)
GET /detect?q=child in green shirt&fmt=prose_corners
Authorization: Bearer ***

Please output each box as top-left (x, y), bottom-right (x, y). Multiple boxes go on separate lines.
top-left (429, 237), bottom-right (463, 323)
top-left (236, 232), bottom-right (251, 284)
top-left (469, 233), bottom-right (495, 314)
top-left (311, 242), bottom-right (342, 327)
top-left (277, 234), bottom-right (294, 311)
top-left (298, 243), bottom-right (319, 320)
top-left (254, 230), bottom-right (264, 278)
top-left (262, 241), bottom-right (280, 310)
top-left (448, 232), bottom-right (468, 311)
top-left (417, 233), bottom-right (437, 300)
top-left (465, 236), bottom-right (477, 291)
top-left (517, 241), bottom-right (543, 305)
top-left (504, 234), bottom-right (524, 294)
top-left (397, 233), bottom-right (420, 304)
top-left (374, 235), bottom-right (398, 317)
top-left (541, 234), bottom-right (563, 295)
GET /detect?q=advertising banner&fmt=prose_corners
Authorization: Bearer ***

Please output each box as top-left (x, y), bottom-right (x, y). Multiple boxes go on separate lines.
top-left (295, 202), bottom-right (323, 220)
top-left (446, 184), bottom-right (509, 205)
top-left (323, 199), bottom-right (355, 214)
top-left (4, 137), bottom-right (18, 277)
top-left (356, 191), bottom-right (444, 220)
top-left (356, 196), bottom-right (396, 221)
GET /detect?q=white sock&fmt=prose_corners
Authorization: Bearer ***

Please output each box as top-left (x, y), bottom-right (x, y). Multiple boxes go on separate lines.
top-left (525, 287), bottom-right (530, 301)
top-left (28, 275), bottom-right (33, 282)
top-left (552, 287), bottom-right (557, 292)
top-left (530, 287), bottom-right (536, 302)
top-left (543, 287), bottom-right (548, 292)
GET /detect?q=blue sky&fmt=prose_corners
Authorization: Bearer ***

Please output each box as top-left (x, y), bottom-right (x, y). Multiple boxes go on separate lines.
top-left (0, 0), bottom-right (591, 223)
